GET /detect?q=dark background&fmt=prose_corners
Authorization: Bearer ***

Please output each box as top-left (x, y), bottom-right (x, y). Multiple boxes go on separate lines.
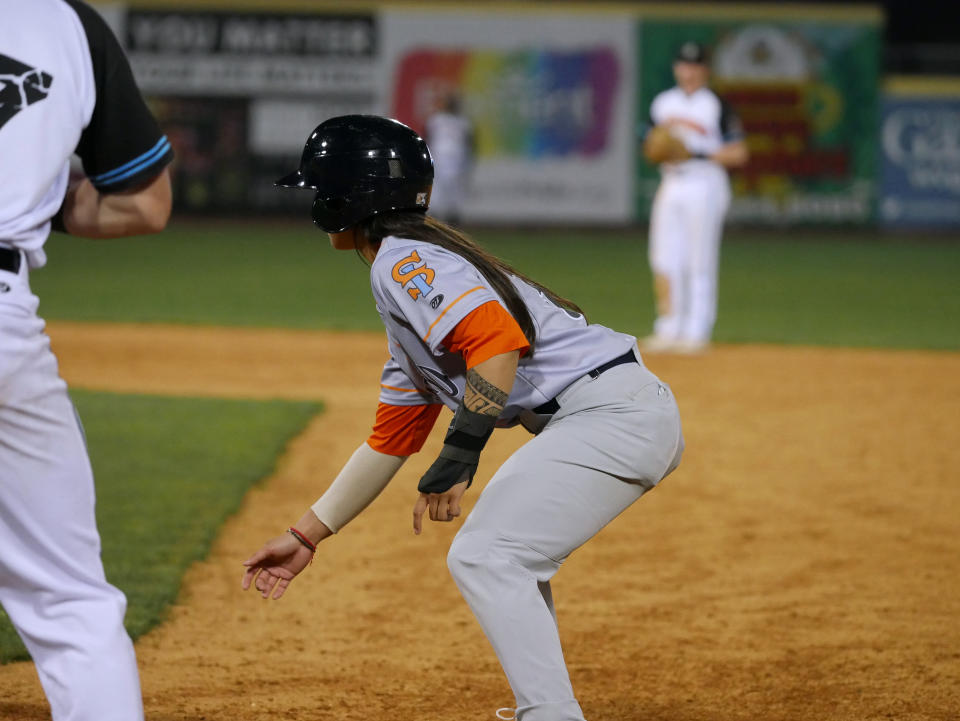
top-left (588, 0), bottom-right (960, 73)
top-left (878, 0), bottom-right (960, 73)
top-left (697, 0), bottom-right (960, 73)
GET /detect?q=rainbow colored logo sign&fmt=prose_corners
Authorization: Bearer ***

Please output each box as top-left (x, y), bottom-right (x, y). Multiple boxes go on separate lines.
top-left (393, 48), bottom-right (620, 159)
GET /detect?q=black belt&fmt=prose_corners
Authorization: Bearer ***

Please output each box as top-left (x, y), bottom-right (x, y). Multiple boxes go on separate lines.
top-left (0, 246), bottom-right (21, 274)
top-left (532, 349), bottom-right (639, 415)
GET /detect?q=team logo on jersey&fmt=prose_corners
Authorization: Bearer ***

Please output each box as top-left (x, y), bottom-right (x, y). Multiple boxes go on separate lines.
top-left (416, 365), bottom-right (458, 397)
top-left (0, 54), bottom-right (53, 132)
top-left (391, 250), bottom-right (436, 301)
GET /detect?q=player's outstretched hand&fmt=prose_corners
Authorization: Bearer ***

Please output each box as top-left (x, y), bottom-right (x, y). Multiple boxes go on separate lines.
top-left (241, 533), bottom-right (313, 600)
top-left (413, 479), bottom-right (469, 535)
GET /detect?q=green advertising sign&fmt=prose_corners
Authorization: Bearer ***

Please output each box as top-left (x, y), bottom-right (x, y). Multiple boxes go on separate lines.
top-left (636, 14), bottom-right (882, 224)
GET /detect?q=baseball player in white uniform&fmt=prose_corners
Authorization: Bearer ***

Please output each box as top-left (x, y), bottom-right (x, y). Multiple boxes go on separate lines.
top-left (642, 42), bottom-right (749, 354)
top-left (424, 93), bottom-right (475, 225)
top-left (1, 2), bottom-right (173, 719)
top-left (242, 116), bottom-right (684, 721)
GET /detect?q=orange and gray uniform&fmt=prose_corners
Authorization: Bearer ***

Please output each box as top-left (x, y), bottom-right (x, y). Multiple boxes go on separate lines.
top-left (366, 235), bottom-right (685, 721)
top-left (1, 2), bottom-right (172, 720)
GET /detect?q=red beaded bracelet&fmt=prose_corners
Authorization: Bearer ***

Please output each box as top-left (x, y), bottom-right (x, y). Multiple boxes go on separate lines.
top-left (288, 527), bottom-right (316, 553)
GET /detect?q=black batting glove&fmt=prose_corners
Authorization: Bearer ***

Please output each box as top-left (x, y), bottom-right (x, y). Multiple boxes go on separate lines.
top-left (418, 455), bottom-right (476, 495)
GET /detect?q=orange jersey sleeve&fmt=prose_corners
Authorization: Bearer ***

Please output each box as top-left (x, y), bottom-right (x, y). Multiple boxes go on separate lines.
top-left (367, 402), bottom-right (444, 456)
top-left (442, 300), bottom-right (531, 369)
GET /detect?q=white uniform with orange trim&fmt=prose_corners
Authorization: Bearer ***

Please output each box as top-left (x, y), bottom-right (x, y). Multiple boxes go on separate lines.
top-left (370, 235), bottom-right (685, 721)
top-left (647, 85), bottom-right (743, 346)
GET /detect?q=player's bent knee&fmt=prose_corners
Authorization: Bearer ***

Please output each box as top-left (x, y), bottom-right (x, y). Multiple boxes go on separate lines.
top-left (447, 530), bottom-right (494, 581)
top-left (447, 531), bottom-right (551, 591)
top-left (55, 582), bottom-right (130, 636)
top-left (446, 530), bottom-right (526, 583)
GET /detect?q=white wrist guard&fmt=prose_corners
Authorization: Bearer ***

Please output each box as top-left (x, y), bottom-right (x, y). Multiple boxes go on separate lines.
top-left (310, 442), bottom-right (406, 533)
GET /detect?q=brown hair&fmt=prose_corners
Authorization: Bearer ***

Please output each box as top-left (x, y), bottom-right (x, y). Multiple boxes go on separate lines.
top-left (356, 212), bottom-right (586, 354)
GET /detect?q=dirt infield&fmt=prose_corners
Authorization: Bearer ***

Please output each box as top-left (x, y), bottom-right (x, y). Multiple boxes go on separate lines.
top-left (1, 322), bottom-right (957, 721)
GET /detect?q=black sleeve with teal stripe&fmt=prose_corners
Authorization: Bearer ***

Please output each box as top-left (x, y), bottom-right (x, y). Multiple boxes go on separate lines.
top-left (65, 0), bottom-right (173, 193)
top-left (719, 96), bottom-right (746, 143)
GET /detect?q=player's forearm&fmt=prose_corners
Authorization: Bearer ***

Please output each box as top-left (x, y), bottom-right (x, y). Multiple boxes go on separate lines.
top-left (464, 351), bottom-right (519, 418)
top-left (416, 351), bottom-right (519, 495)
top-left (710, 141), bottom-right (749, 169)
top-left (61, 168), bottom-right (172, 238)
top-left (293, 508), bottom-right (335, 546)
top-left (306, 441), bottom-right (407, 541)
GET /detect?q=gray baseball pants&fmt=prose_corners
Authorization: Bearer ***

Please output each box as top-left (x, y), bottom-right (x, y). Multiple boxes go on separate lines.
top-left (448, 358), bottom-right (684, 721)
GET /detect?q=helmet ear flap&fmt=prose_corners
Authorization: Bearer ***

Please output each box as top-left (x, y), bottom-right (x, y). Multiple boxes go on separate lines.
top-left (312, 194), bottom-right (352, 232)
top-left (312, 190), bottom-right (382, 233)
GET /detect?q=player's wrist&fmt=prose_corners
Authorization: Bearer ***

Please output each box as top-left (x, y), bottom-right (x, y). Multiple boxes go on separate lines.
top-left (287, 527), bottom-right (317, 554)
top-left (295, 509), bottom-right (333, 545)
top-left (443, 404), bottom-right (497, 453)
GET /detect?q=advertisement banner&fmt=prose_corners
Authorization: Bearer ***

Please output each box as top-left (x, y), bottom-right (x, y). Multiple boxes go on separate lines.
top-left (119, 8), bottom-right (379, 212)
top-left (380, 9), bottom-right (636, 224)
top-left (636, 17), bottom-right (882, 223)
top-left (124, 10), bottom-right (378, 97)
top-left (879, 82), bottom-right (960, 228)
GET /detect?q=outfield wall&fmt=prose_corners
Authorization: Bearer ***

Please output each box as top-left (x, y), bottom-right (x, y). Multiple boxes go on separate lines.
top-left (879, 76), bottom-right (960, 230)
top-left (91, 1), bottom-right (901, 226)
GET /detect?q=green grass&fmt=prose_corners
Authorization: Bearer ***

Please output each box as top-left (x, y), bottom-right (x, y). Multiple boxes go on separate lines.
top-left (0, 390), bottom-right (320, 663)
top-left (715, 234), bottom-right (960, 349)
top-left (4, 224), bottom-right (956, 662)
top-left (30, 222), bottom-right (960, 349)
top-left (32, 222), bottom-right (378, 330)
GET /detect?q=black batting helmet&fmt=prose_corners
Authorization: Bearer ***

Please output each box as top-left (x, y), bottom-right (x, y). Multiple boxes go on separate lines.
top-left (276, 115), bottom-right (434, 233)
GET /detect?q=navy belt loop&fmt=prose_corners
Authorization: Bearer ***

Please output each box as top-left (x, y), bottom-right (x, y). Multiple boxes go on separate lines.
top-left (0, 246), bottom-right (22, 274)
top-left (533, 349), bottom-right (638, 415)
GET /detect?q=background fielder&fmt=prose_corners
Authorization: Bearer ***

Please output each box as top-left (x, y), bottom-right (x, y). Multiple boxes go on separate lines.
top-left (642, 41), bottom-right (749, 354)
top-left (0, 2), bottom-right (173, 719)
top-left (424, 91), bottom-right (475, 226)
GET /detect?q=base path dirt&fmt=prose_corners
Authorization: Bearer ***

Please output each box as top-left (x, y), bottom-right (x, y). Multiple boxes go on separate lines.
top-left (1, 322), bottom-right (958, 721)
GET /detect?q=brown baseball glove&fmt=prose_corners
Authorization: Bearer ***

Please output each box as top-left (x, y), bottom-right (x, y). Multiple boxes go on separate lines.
top-left (643, 125), bottom-right (690, 164)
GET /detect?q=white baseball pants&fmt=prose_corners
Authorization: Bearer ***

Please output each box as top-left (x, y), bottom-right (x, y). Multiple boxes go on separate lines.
top-left (0, 256), bottom-right (143, 721)
top-left (648, 166), bottom-right (731, 344)
top-left (447, 357), bottom-right (684, 721)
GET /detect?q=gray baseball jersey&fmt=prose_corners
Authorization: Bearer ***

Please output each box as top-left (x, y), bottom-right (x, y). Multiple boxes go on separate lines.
top-left (371, 235), bottom-right (639, 424)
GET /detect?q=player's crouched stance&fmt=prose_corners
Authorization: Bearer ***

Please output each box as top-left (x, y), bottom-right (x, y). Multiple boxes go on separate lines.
top-left (241, 116), bottom-right (685, 721)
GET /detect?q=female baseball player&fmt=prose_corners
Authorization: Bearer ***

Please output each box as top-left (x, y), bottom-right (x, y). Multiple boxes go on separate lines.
top-left (241, 115), bottom-right (684, 721)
